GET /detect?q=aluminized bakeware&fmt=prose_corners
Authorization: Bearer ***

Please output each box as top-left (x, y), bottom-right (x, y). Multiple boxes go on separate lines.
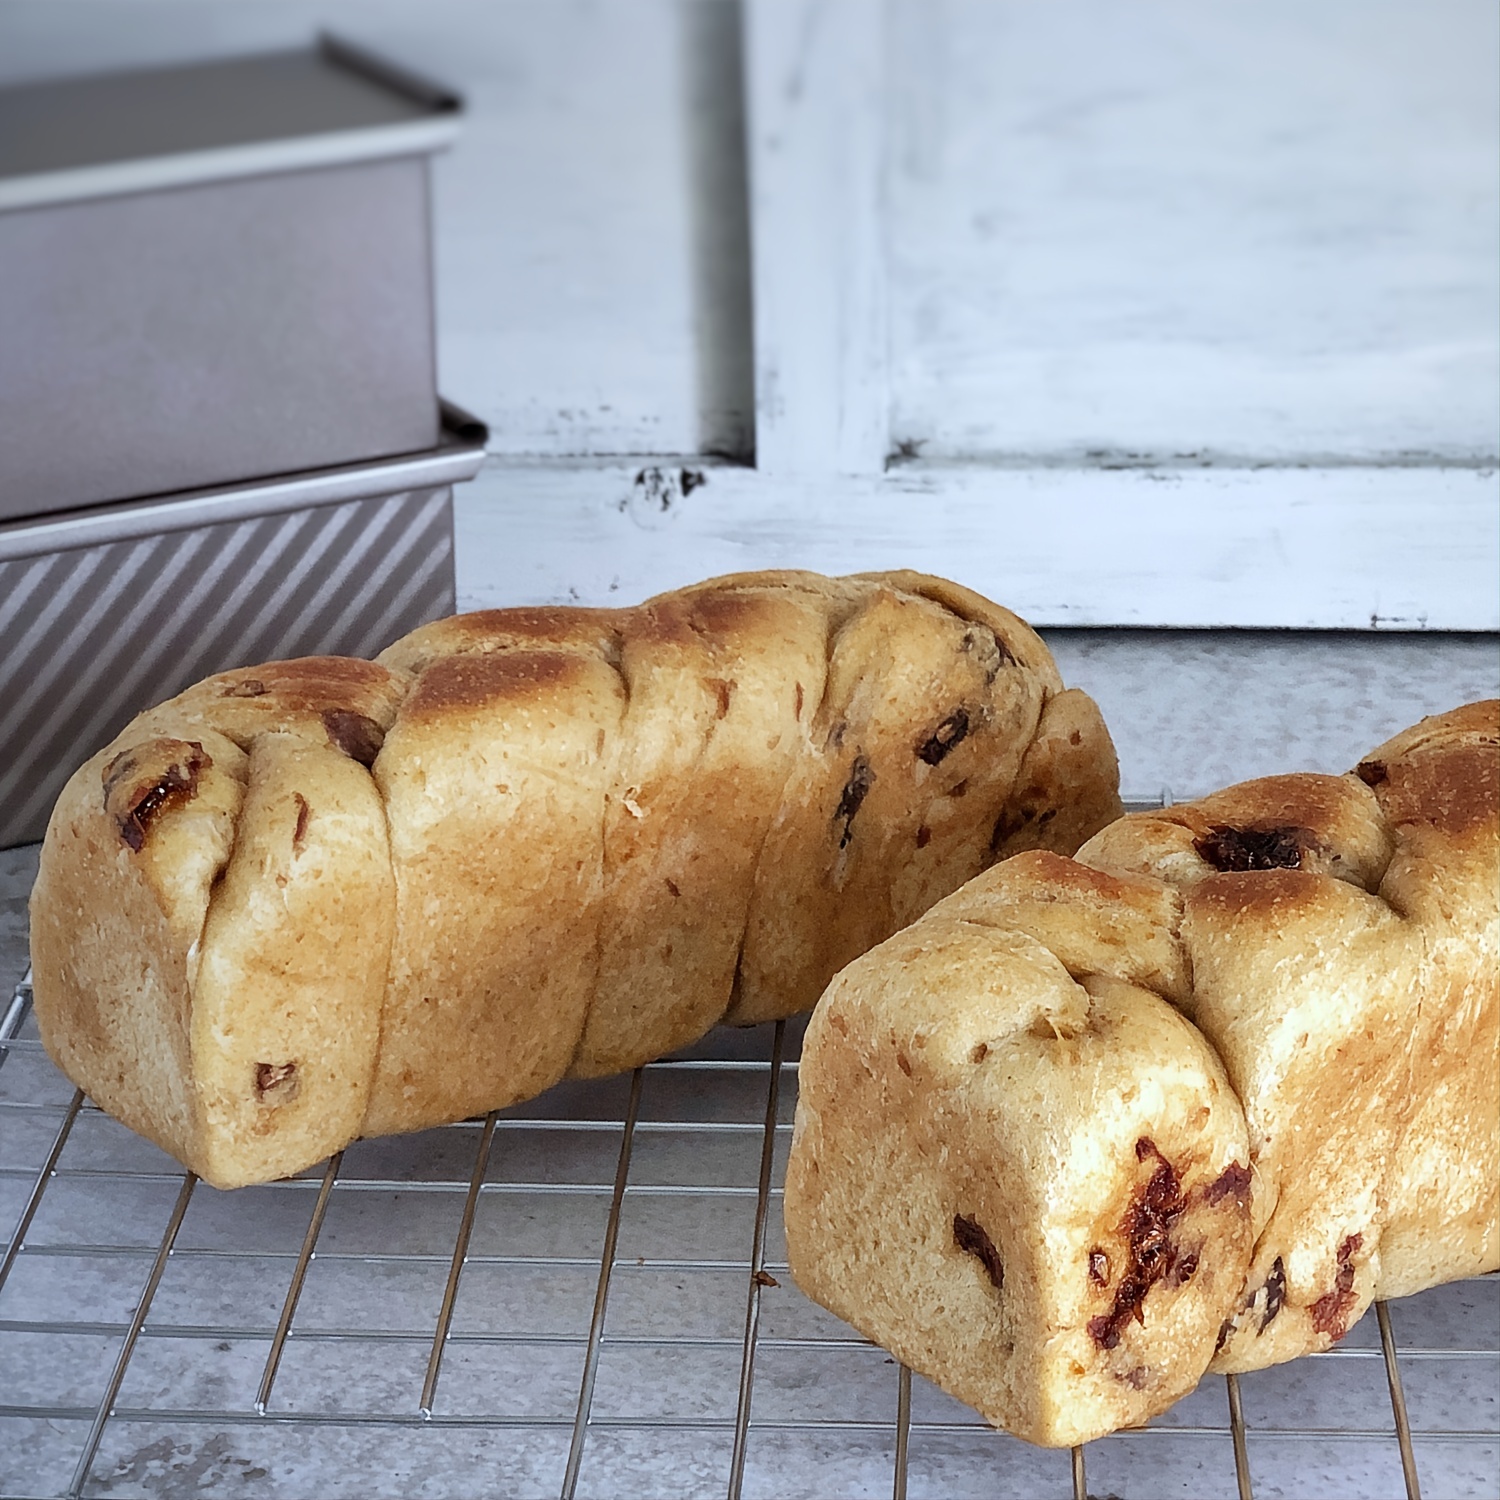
top-left (0, 401), bottom-right (486, 848)
top-left (0, 34), bottom-right (459, 518)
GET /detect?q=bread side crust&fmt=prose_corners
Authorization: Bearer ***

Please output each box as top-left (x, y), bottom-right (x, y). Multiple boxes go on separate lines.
top-left (1076, 702), bottom-right (1500, 1372)
top-left (30, 729), bottom-right (247, 1174)
top-left (571, 586), bottom-right (827, 1076)
top-left (31, 658), bottom-right (410, 1186)
top-left (1361, 702), bottom-right (1500, 1301)
top-left (366, 646), bottom-right (626, 1135)
top-left (733, 583), bottom-right (1050, 1023)
top-left (786, 909), bottom-right (1250, 1446)
top-left (191, 731), bottom-right (394, 1187)
top-left (787, 701), bottom-right (1497, 1433)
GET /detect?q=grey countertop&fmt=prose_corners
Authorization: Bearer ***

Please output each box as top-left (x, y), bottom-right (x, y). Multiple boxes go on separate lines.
top-left (2, 630), bottom-right (1496, 1500)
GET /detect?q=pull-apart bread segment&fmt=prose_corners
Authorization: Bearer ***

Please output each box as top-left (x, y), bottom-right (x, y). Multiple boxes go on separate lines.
top-left (369, 611), bottom-right (626, 1135)
top-left (576, 585), bottom-right (827, 1074)
top-left (786, 854), bottom-right (1253, 1447)
top-left (786, 700), bottom-right (1498, 1444)
top-left (31, 659), bottom-right (406, 1188)
top-left (1081, 702), bottom-right (1498, 1373)
top-left (1357, 705), bottom-right (1500, 1301)
top-left (29, 571), bottom-right (1122, 1188)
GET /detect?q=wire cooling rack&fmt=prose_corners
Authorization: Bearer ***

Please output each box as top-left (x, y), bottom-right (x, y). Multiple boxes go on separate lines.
top-left (1, 890), bottom-right (1496, 1498)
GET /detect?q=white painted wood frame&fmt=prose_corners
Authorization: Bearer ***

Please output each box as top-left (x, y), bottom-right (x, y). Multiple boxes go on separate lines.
top-left (456, 0), bottom-right (1498, 629)
top-left (457, 460), bottom-right (1496, 630)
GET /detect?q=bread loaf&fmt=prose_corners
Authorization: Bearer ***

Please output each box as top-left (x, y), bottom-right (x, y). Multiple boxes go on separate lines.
top-left (29, 570), bottom-right (1122, 1188)
top-left (784, 701), bottom-right (1498, 1446)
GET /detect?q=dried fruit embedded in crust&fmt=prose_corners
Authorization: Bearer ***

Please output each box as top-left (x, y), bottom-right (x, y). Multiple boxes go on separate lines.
top-left (1309, 1234), bottom-right (1363, 1338)
top-left (1087, 1137), bottom-right (1188, 1351)
top-left (707, 677), bottom-right (735, 719)
top-left (254, 1061), bottom-right (299, 1102)
top-left (918, 708), bottom-right (972, 766)
top-left (321, 709), bottom-right (385, 766)
top-left (1259, 1257), bottom-right (1287, 1331)
top-left (1193, 824), bottom-right (1310, 873)
top-left (953, 1214), bottom-right (1004, 1290)
top-left (102, 741), bottom-right (211, 852)
top-left (1204, 1162), bottom-right (1252, 1206)
top-left (832, 755), bottom-right (876, 849)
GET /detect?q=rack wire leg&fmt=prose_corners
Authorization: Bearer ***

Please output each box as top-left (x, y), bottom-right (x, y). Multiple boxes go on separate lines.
top-left (0, 971), bottom-right (34, 1061)
top-left (561, 1068), bottom-right (644, 1500)
top-left (0, 1087), bottom-right (83, 1295)
top-left (1226, 1372), bottom-right (1254, 1500)
top-left (726, 1020), bottom-right (787, 1500)
top-left (255, 1150), bottom-right (343, 1414)
top-left (1376, 1300), bottom-right (1423, 1500)
top-left (892, 1362), bottom-right (911, 1500)
top-left (421, 1113), bottom-right (498, 1416)
top-left (67, 1172), bottom-right (197, 1499)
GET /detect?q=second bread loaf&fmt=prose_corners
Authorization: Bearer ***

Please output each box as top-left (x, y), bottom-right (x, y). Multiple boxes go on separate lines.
top-left (785, 701), bottom-right (1499, 1444)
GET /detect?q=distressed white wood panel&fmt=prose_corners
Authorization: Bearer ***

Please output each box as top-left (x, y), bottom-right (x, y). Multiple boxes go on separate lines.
top-left (402, 0), bottom-right (754, 458)
top-left (744, 0), bottom-right (889, 474)
top-left (0, 0), bottom-right (753, 459)
top-left (455, 461), bottom-right (1499, 630)
top-left (886, 0), bottom-right (1500, 463)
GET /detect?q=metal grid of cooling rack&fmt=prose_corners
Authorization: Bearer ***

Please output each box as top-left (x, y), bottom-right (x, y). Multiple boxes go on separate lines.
top-left (2, 930), bottom-right (1498, 1497)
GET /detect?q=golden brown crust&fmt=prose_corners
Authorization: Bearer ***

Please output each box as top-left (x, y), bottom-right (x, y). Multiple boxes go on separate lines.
top-left (375, 606), bottom-right (620, 677)
top-left (1079, 772), bottom-right (1394, 895)
top-left (30, 571), bottom-right (1120, 1188)
top-left (1358, 700), bottom-right (1499, 840)
top-left (399, 648), bottom-right (606, 719)
top-left (853, 568), bottom-right (1064, 690)
top-left (786, 700), bottom-right (1497, 1437)
top-left (570, 585), bottom-right (823, 1077)
top-left (142, 658), bottom-right (410, 745)
top-left (366, 630), bottom-right (627, 1136)
top-left (786, 907), bottom-right (1250, 1446)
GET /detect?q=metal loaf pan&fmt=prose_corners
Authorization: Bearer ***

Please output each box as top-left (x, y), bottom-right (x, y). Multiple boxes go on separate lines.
top-left (0, 34), bottom-right (461, 519)
top-left (0, 401), bottom-right (487, 849)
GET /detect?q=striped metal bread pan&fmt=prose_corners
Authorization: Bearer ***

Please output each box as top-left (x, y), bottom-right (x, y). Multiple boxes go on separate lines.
top-left (0, 402), bottom-right (487, 849)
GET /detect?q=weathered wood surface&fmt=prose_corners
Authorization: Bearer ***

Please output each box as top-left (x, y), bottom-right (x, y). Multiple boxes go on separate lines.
top-left (455, 459), bottom-right (1498, 629)
top-left (886, 0), bottom-right (1499, 465)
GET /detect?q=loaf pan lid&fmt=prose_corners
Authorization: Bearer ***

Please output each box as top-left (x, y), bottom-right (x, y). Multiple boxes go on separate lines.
top-left (0, 33), bottom-right (462, 212)
top-left (0, 399), bottom-right (488, 563)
